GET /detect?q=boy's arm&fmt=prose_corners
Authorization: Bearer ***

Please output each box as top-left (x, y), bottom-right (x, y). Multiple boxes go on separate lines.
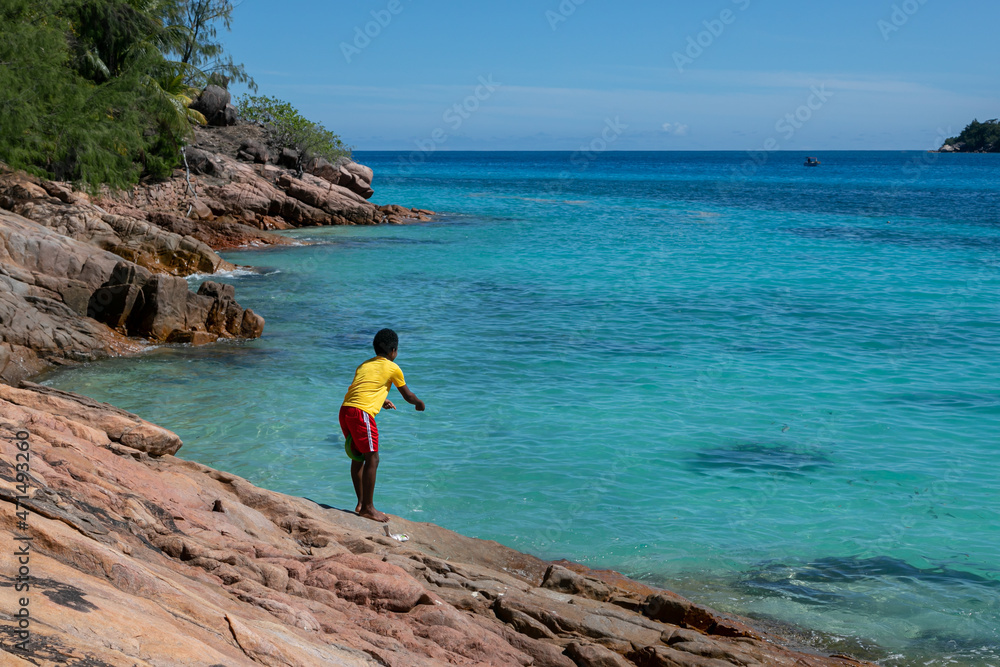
top-left (397, 384), bottom-right (425, 411)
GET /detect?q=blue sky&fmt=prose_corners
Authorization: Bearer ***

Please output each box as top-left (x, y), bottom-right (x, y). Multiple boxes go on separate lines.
top-left (221, 1), bottom-right (999, 150)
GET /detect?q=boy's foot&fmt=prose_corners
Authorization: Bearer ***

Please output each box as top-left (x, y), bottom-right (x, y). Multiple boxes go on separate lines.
top-left (357, 507), bottom-right (390, 523)
top-left (355, 504), bottom-right (363, 514)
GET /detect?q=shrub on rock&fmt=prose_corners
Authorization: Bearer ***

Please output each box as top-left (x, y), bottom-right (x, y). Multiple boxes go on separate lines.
top-left (236, 94), bottom-right (351, 164)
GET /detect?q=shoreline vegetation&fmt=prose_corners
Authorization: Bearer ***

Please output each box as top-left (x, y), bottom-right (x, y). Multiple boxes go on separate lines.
top-left (936, 119), bottom-right (1000, 153)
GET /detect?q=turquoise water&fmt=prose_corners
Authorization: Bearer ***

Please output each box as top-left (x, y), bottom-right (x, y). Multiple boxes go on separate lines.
top-left (45, 152), bottom-right (1000, 665)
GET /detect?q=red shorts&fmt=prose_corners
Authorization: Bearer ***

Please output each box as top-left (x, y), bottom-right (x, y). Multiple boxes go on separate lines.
top-left (340, 406), bottom-right (378, 459)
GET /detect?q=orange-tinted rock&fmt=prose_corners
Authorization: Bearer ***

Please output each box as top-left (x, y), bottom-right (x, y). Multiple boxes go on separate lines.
top-left (541, 563), bottom-right (613, 601)
top-left (166, 330), bottom-right (219, 345)
top-left (566, 641), bottom-right (635, 667)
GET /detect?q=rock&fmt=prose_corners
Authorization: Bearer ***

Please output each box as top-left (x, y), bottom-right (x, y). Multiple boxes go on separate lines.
top-left (377, 203), bottom-right (435, 225)
top-left (0, 208), bottom-right (131, 383)
top-left (0, 172), bottom-right (265, 363)
top-left (97, 272), bottom-right (263, 343)
top-left (278, 147), bottom-right (300, 169)
top-left (542, 563), bottom-right (613, 601)
top-left (305, 157), bottom-right (374, 199)
top-left (191, 85), bottom-right (231, 126)
top-left (643, 592), bottom-right (695, 626)
top-left (189, 198), bottom-right (213, 220)
top-left (338, 162), bottom-right (375, 199)
top-left (126, 274), bottom-right (191, 339)
top-left (0, 170), bottom-right (231, 276)
top-left (494, 596), bottom-right (559, 639)
top-left (239, 308), bottom-right (265, 338)
top-left (197, 280), bottom-right (236, 334)
top-left (218, 102), bottom-right (239, 127)
top-left (342, 160), bottom-right (373, 186)
top-left (497, 626), bottom-right (577, 667)
top-left (166, 330), bottom-right (219, 345)
top-left (275, 172), bottom-right (381, 225)
top-left (89, 125), bottom-right (434, 234)
top-left (39, 179), bottom-right (88, 205)
top-left (1, 382), bottom-right (182, 455)
top-left (565, 641), bottom-right (634, 667)
top-left (0, 119), bottom-right (436, 383)
top-left (666, 639), bottom-right (757, 666)
top-left (86, 260), bottom-right (262, 342)
top-left (626, 644), bottom-right (761, 667)
top-left (305, 156), bottom-right (343, 184)
top-left (495, 590), bottom-right (664, 647)
top-left (184, 146), bottom-right (216, 175)
top-left (88, 261), bottom-right (147, 329)
top-left (239, 139), bottom-right (270, 164)
top-left (260, 215), bottom-right (293, 231)
top-left (146, 211), bottom-right (291, 251)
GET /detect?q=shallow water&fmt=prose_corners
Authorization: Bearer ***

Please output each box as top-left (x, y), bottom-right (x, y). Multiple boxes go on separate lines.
top-left (45, 151), bottom-right (1000, 665)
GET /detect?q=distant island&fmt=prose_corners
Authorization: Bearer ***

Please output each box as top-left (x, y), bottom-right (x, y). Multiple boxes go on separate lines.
top-left (937, 118), bottom-right (1000, 152)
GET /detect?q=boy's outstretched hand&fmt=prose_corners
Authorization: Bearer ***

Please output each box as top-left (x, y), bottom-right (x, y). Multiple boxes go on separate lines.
top-left (397, 385), bottom-right (425, 411)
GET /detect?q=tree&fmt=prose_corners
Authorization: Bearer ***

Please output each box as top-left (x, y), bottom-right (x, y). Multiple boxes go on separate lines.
top-left (0, 0), bottom-right (252, 187)
top-left (66, 0), bottom-right (167, 82)
top-left (0, 0), bottom-right (167, 187)
top-left (163, 0), bottom-right (255, 90)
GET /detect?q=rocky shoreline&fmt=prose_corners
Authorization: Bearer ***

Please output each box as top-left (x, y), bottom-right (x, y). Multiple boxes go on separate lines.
top-left (3, 117), bottom-right (875, 665)
top-left (1, 117), bottom-right (431, 384)
top-left (1, 381), bottom-right (876, 666)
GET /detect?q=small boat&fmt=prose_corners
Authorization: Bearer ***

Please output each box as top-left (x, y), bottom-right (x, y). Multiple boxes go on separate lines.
top-left (804, 157), bottom-right (821, 167)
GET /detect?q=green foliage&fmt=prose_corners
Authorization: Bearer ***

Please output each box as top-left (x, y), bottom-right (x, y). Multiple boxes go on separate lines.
top-left (1, 0), bottom-right (351, 188)
top-left (0, 0), bottom-right (163, 188)
top-left (237, 95), bottom-right (352, 162)
top-left (0, 0), bottom-right (250, 188)
top-left (161, 0), bottom-right (255, 90)
top-left (65, 0), bottom-right (164, 82)
top-left (945, 119), bottom-right (1000, 153)
top-left (147, 65), bottom-right (209, 128)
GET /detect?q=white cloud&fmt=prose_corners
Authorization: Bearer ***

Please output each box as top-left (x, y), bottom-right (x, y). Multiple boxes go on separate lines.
top-left (662, 122), bottom-right (690, 136)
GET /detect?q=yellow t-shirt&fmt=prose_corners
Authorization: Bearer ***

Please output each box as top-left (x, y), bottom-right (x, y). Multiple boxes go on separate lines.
top-left (342, 357), bottom-right (406, 417)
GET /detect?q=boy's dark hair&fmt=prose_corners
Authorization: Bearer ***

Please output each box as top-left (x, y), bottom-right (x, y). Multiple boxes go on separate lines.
top-left (373, 328), bottom-right (398, 357)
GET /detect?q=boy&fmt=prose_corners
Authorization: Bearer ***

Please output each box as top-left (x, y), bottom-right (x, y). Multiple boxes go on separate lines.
top-left (340, 328), bottom-right (425, 522)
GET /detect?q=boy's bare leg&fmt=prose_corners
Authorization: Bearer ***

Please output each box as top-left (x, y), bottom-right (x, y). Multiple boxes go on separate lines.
top-left (350, 460), bottom-right (364, 513)
top-left (358, 452), bottom-right (389, 522)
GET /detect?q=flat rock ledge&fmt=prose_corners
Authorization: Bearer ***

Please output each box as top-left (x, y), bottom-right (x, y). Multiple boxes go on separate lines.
top-left (1, 383), bottom-right (875, 667)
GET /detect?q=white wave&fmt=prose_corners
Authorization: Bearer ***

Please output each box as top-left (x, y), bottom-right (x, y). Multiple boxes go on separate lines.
top-left (185, 267), bottom-right (279, 282)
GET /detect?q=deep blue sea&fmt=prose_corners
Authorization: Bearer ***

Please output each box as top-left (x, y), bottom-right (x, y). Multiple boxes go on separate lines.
top-left (44, 151), bottom-right (1000, 665)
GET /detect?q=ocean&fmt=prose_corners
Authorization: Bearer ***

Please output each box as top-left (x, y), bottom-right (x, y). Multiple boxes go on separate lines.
top-left (44, 151), bottom-right (1000, 665)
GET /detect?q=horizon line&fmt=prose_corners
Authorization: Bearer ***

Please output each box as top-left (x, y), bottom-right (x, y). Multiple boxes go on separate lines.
top-left (351, 148), bottom-right (962, 153)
